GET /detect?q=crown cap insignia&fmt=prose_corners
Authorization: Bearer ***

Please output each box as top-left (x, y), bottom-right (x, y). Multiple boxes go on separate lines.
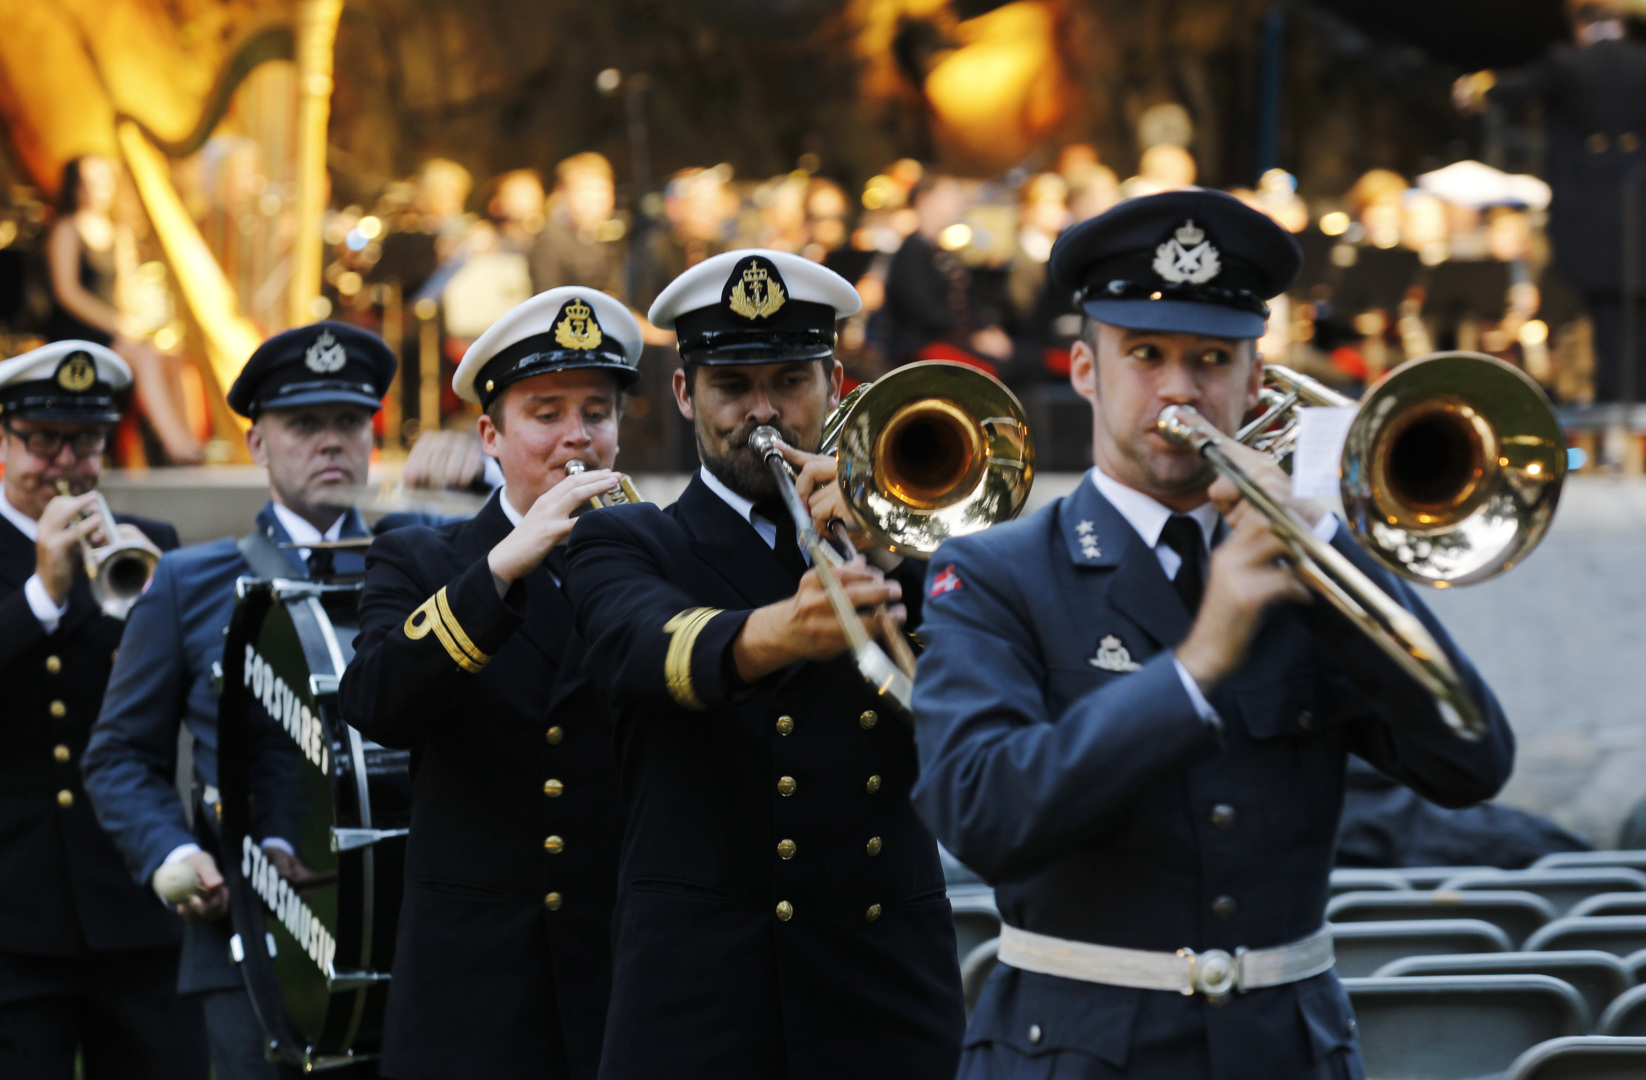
top-left (304, 329), bottom-right (348, 373)
top-left (727, 258), bottom-right (787, 320)
top-left (56, 352), bottom-right (97, 392)
top-left (1152, 218), bottom-right (1221, 285)
top-left (554, 297), bottom-right (604, 351)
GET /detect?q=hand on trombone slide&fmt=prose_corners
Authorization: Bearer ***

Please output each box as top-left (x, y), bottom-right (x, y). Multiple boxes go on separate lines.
top-left (732, 556), bottom-right (908, 684)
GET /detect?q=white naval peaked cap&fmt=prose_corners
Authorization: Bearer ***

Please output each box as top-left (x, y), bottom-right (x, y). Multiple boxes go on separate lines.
top-left (453, 287), bottom-right (643, 407)
top-left (0, 340), bottom-right (131, 423)
top-left (649, 248), bottom-right (861, 364)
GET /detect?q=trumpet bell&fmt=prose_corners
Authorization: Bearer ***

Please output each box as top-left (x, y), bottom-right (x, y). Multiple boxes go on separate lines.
top-left (832, 361), bottom-right (1034, 555)
top-left (1342, 351), bottom-right (1565, 587)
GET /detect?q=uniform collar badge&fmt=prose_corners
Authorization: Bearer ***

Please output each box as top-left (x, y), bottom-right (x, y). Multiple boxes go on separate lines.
top-left (304, 329), bottom-right (347, 373)
top-left (55, 350), bottom-right (96, 392)
top-left (553, 297), bottom-right (604, 350)
top-left (726, 256), bottom-right (788, 320)
top-left (929, 563), bottom-right (963, 598)
top-left (1153, 219), bottom-right (1221, 285)
top-left (1089, 634), bottom-right (1142, 672)
top-left (1075, 519), bottom-right (1101, 560)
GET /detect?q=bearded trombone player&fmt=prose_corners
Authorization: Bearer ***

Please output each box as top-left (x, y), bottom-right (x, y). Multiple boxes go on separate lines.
top-left (909, 190), bottom-right (1513, 1079)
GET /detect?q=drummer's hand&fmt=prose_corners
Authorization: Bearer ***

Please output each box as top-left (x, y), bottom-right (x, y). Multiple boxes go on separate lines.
top-left (778, 440), bottom-right (872, 552)
top-left (170, 852), bottom-right (229, 925)
top-left (265, 846), bottom-right (319, 890)
top-left (35, 492), bottom-right (100, 607)
top-left (1206, 440), bottom-right (1328, 530)
top-left (403, 430), bottom-right (485, 490)
top-left (487, 468), bottom-right (620, 585)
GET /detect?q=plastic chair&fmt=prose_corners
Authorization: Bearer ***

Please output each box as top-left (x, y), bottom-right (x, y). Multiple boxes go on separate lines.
top-left (1597, 984), bottom-right (1646, 1037)
top-left (1504, 1035), bottom-right (1646, 1079)
top-left (960, 937), bottom-right (999, 1015)
top-left (1331, 918), bottom-right (1512, 978)
top-left (1328, 889), bottom-right (1556, 948)
top-left (1535, 851), bottom-right (1646, 875)
top-left (1346, 975), bottom-right (1590, 1080)
top-left (1375, 951), bottom-right (1631, 1030)
top-left (947, 884), bottom-right (1000, 964)
top-left (1526, 916), bottom-right (1646, 958)
top-left (1397, 865), bottom-right (1495, 890)
top-left (1568, 893), bottom-right (1646, 920)
top-left (1329, 868), bottom-right (1410, 896)
top-left (1439, 869), bottom-right (1646, 917)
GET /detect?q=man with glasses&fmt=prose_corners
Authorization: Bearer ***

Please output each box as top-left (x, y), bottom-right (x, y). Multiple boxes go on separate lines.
top-left (83, 323), bottom-right (396, 1080)
top-left (0, 340), bottom-right (206, 1078)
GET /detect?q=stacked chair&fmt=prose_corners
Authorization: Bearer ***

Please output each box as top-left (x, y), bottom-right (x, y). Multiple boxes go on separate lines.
top-left (944, 852), bottom-right (1646, 1077)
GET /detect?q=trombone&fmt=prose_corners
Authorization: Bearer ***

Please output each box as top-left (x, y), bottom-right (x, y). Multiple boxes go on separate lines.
top-left (55, 479), bottom-right (162, 620)
top-left (1157, 351), bottom-right (1567, 740)
top-left (564, 459), bottom-right (644, 511)
top-left (754, 361), bottom-right (1035, 712)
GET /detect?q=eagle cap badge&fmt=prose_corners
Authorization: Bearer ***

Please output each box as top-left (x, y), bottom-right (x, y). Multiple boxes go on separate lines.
top-left (727, 257), bottom-right (787, 320)
top-left (553, 297), bottom-right (604, 351)
top-left (1153, 219), bottom-right (1222, 285)
top-left (55, 351), bottom-right (97, 393)
top-left (304, 330), bottom-right (347, 374)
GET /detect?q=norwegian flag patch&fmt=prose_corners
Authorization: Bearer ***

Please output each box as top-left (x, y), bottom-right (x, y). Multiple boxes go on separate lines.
top-left (929, 564), bottom-right (963, 598)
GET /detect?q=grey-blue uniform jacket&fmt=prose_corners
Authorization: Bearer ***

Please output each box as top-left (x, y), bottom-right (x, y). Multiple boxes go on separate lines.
top-left (910, 477), bottom-right (1513, 1080)
top-left (82, 503), bottom-right (367, 993)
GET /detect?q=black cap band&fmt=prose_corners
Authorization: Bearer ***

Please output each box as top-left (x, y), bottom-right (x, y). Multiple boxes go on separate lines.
top-left (675, 299), bottom-right (837, 363)
top-left (474, 329), bottom-right (638, 408)
top-left (1079, 278), bottom-right (1270, 319)
top-left (0, 385), bottom-right (120, 424)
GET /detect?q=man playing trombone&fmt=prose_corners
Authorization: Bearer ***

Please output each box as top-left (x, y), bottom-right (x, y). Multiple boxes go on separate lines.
top-left (566, 250), bottom-right (965, 1080)
top-left (341, 288), bottom-right (639, 1080)
top-left (910, 190), bottom-right (1514, 1080)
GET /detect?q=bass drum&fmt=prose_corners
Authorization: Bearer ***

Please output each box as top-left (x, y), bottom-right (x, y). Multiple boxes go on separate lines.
top-left (217, 578), bottom-right (411, 1072)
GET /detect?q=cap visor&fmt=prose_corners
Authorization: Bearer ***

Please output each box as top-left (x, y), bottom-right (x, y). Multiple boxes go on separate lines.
top-left (11, 407), bottom-right (121, 424)
top-left (692, 344), bottom-right (834, 365)
top-left (1081, 298), bottom-right (1266, 341)
top-left (260, 389), bottom-right (384, 413)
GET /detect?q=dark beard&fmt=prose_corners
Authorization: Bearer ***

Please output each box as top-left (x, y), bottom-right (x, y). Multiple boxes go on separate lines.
top-left (697, 417), bottom-right (810, 503)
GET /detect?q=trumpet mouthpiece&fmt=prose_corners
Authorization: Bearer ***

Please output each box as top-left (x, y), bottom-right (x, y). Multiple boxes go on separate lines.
top-left (749, 426), bottom-right (783, 459)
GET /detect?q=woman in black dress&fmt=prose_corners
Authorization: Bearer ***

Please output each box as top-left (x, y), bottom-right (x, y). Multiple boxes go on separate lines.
top-left (47, 156), bottom-right (202, 464)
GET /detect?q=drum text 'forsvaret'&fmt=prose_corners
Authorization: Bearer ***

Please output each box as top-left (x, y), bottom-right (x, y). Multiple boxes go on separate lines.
top-left (244, 644), bottom-right (330, 774)
top-left (241, 835), bottom-right (337, 978)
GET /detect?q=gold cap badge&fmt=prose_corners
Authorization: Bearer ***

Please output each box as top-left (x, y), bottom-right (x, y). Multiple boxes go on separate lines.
top-left (553, 298), bottom-right (604, 351)
top-left (728, 259), bottom-right (787, 320)
top-left (56, 351), bottom-right (96, 392)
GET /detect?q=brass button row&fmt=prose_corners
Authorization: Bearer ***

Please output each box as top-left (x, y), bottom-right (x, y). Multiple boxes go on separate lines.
top-left (777, 839), bottom-right (796, 860)
top-left (777, 776), bottom-right (797, 797)
top-left (865, 837), bottom-right (883, 857)
top-left (1211, 895), bottom-right (1238, 921)
top-left (545, 725), bottom-right (564, 745)
top-left (544, 779), bottom-right (563, 797)
top-left (49, 700), bottom-right (66, 718)
top-left (57, 790), bottom-right (74, 808)
top-left (774, 900), bottom-right (882, 923)
top-left (1210, 804), bottom-right (1237, 831)
top-left (865, 903), bottom-right (882, 923)
top-left (775, 715), bottom-right (794, 736)
top-left (859, 710), bottom-right (878, 730)
top-left (543, 835), bottom-right (564, 854)
top-left (45, 655), bottom-right (61, 674)
top-left (544, 892), bottom-right (562, 910)
top-left (53, 745), bottom-right (71, 763)
top-left (866, 774), bottom-right (882, 795)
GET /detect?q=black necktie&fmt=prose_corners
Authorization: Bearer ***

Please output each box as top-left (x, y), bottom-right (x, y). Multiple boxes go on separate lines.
top-left (1160, 515), bottom-right (1205, 616)
top-left (305, 546), bottom-right (334, 580)
top-left (754, 500), bottom-right (808, 581)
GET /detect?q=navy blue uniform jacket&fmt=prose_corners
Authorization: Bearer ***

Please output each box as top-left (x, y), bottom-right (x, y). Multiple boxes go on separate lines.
top-left (566, 473), bottom-right (966, 1080)
top-left (342, 492), bottom-right (623, 1080)
top-left (910, 479), bottom-right (1513, 1080)
top-left (83, 502), bottom-right (364, 994)
top-left (0, 508), bottom-right (180, 962)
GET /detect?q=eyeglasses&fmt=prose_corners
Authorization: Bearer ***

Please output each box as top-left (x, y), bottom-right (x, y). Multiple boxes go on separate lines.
top-left (2, 423), bottom-right (108, 459)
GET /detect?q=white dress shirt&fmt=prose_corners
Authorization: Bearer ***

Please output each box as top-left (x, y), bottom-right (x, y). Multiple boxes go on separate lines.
top-left (269, 501), bottom-right (345, 562)
top-left (1087, 466), bottom-right (1339, 727)
top-left (1, 488), bottom-right (72, 633)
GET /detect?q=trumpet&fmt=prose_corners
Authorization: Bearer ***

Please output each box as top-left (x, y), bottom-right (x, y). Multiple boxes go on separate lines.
top-left (55, 480), bottom-right (162, 620)
top-left (753, 361), bottom-right (1036, 712)
top-left (1156, 351), bottom-right (1567, 740)
top-left (564, 459), bottom-right (644, 511)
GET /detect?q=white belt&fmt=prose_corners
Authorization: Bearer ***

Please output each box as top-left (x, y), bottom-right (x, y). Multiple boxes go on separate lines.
top-left (997, 923), bottom-right (1335, 1002)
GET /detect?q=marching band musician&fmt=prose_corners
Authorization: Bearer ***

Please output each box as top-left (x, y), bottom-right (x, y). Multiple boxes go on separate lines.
top-left (909, 190), bottom-right (1515, 1079)
top-left (0, 342), bottom-right (205, 1078)
top-left (83, 324), bottom-right (396, 1080)
top-left (339, 288), bottom-right (637, 1080)
top-left (565, 250), bottom-right (966, 1080)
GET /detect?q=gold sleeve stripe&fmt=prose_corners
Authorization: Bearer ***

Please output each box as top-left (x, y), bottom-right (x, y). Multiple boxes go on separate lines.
top-left (403, 587), bottom-right (490, 674)
top-left (663, 607), bottom-right (722, 711)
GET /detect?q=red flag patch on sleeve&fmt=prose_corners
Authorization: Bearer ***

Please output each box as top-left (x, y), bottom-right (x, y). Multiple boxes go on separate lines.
top-left (929, 564), bottom-right (963, 598)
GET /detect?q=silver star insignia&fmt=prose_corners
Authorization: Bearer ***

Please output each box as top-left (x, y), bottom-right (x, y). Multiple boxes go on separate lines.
top-left (1075, 520), bottom-right (1095, 536)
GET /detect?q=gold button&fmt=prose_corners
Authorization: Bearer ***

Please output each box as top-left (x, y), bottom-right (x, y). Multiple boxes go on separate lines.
top-left (544, 892), bottom-right (562, 910)
top-left (53, 744), bottom-right (70, 763)
top-left (777, 839), bottom-right (797, 860)
top-left (486, 379), bottom-right (495, 393)
top-left (544, 779), bottom-right (564, 797)
top-left (777, 775), bottom-right (797, 797)
top-left (56, 790), bottom-right (73, 809)
top-left (110, 650), bottom-right (117, 663)
top-left (1589, 133), bottom-right (1610, 153)
top-left (545, 726), bottom-right (564, 745)
top-left (865, 903), bottom-right (882, 923)
top-left (859, 710), bottom-right (878, 730)
top-left (775, 900), bottom-right (793, 921)
top-left (45, 655), bottom-right (61, 674)
top-left (543, 835), bottom-right (564, 854)
top-left (775, 715), bottom-right (795, 736)
top-left (49, 701), bottom-right (66, 718)
top-left (866, 774), bottom-right (882, 795)
top-left (865, 837), bottom-right (883, 857)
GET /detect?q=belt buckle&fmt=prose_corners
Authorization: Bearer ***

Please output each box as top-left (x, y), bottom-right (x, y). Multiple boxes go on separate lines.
top-left (1177, 947), bottom-right (1241, 1004)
